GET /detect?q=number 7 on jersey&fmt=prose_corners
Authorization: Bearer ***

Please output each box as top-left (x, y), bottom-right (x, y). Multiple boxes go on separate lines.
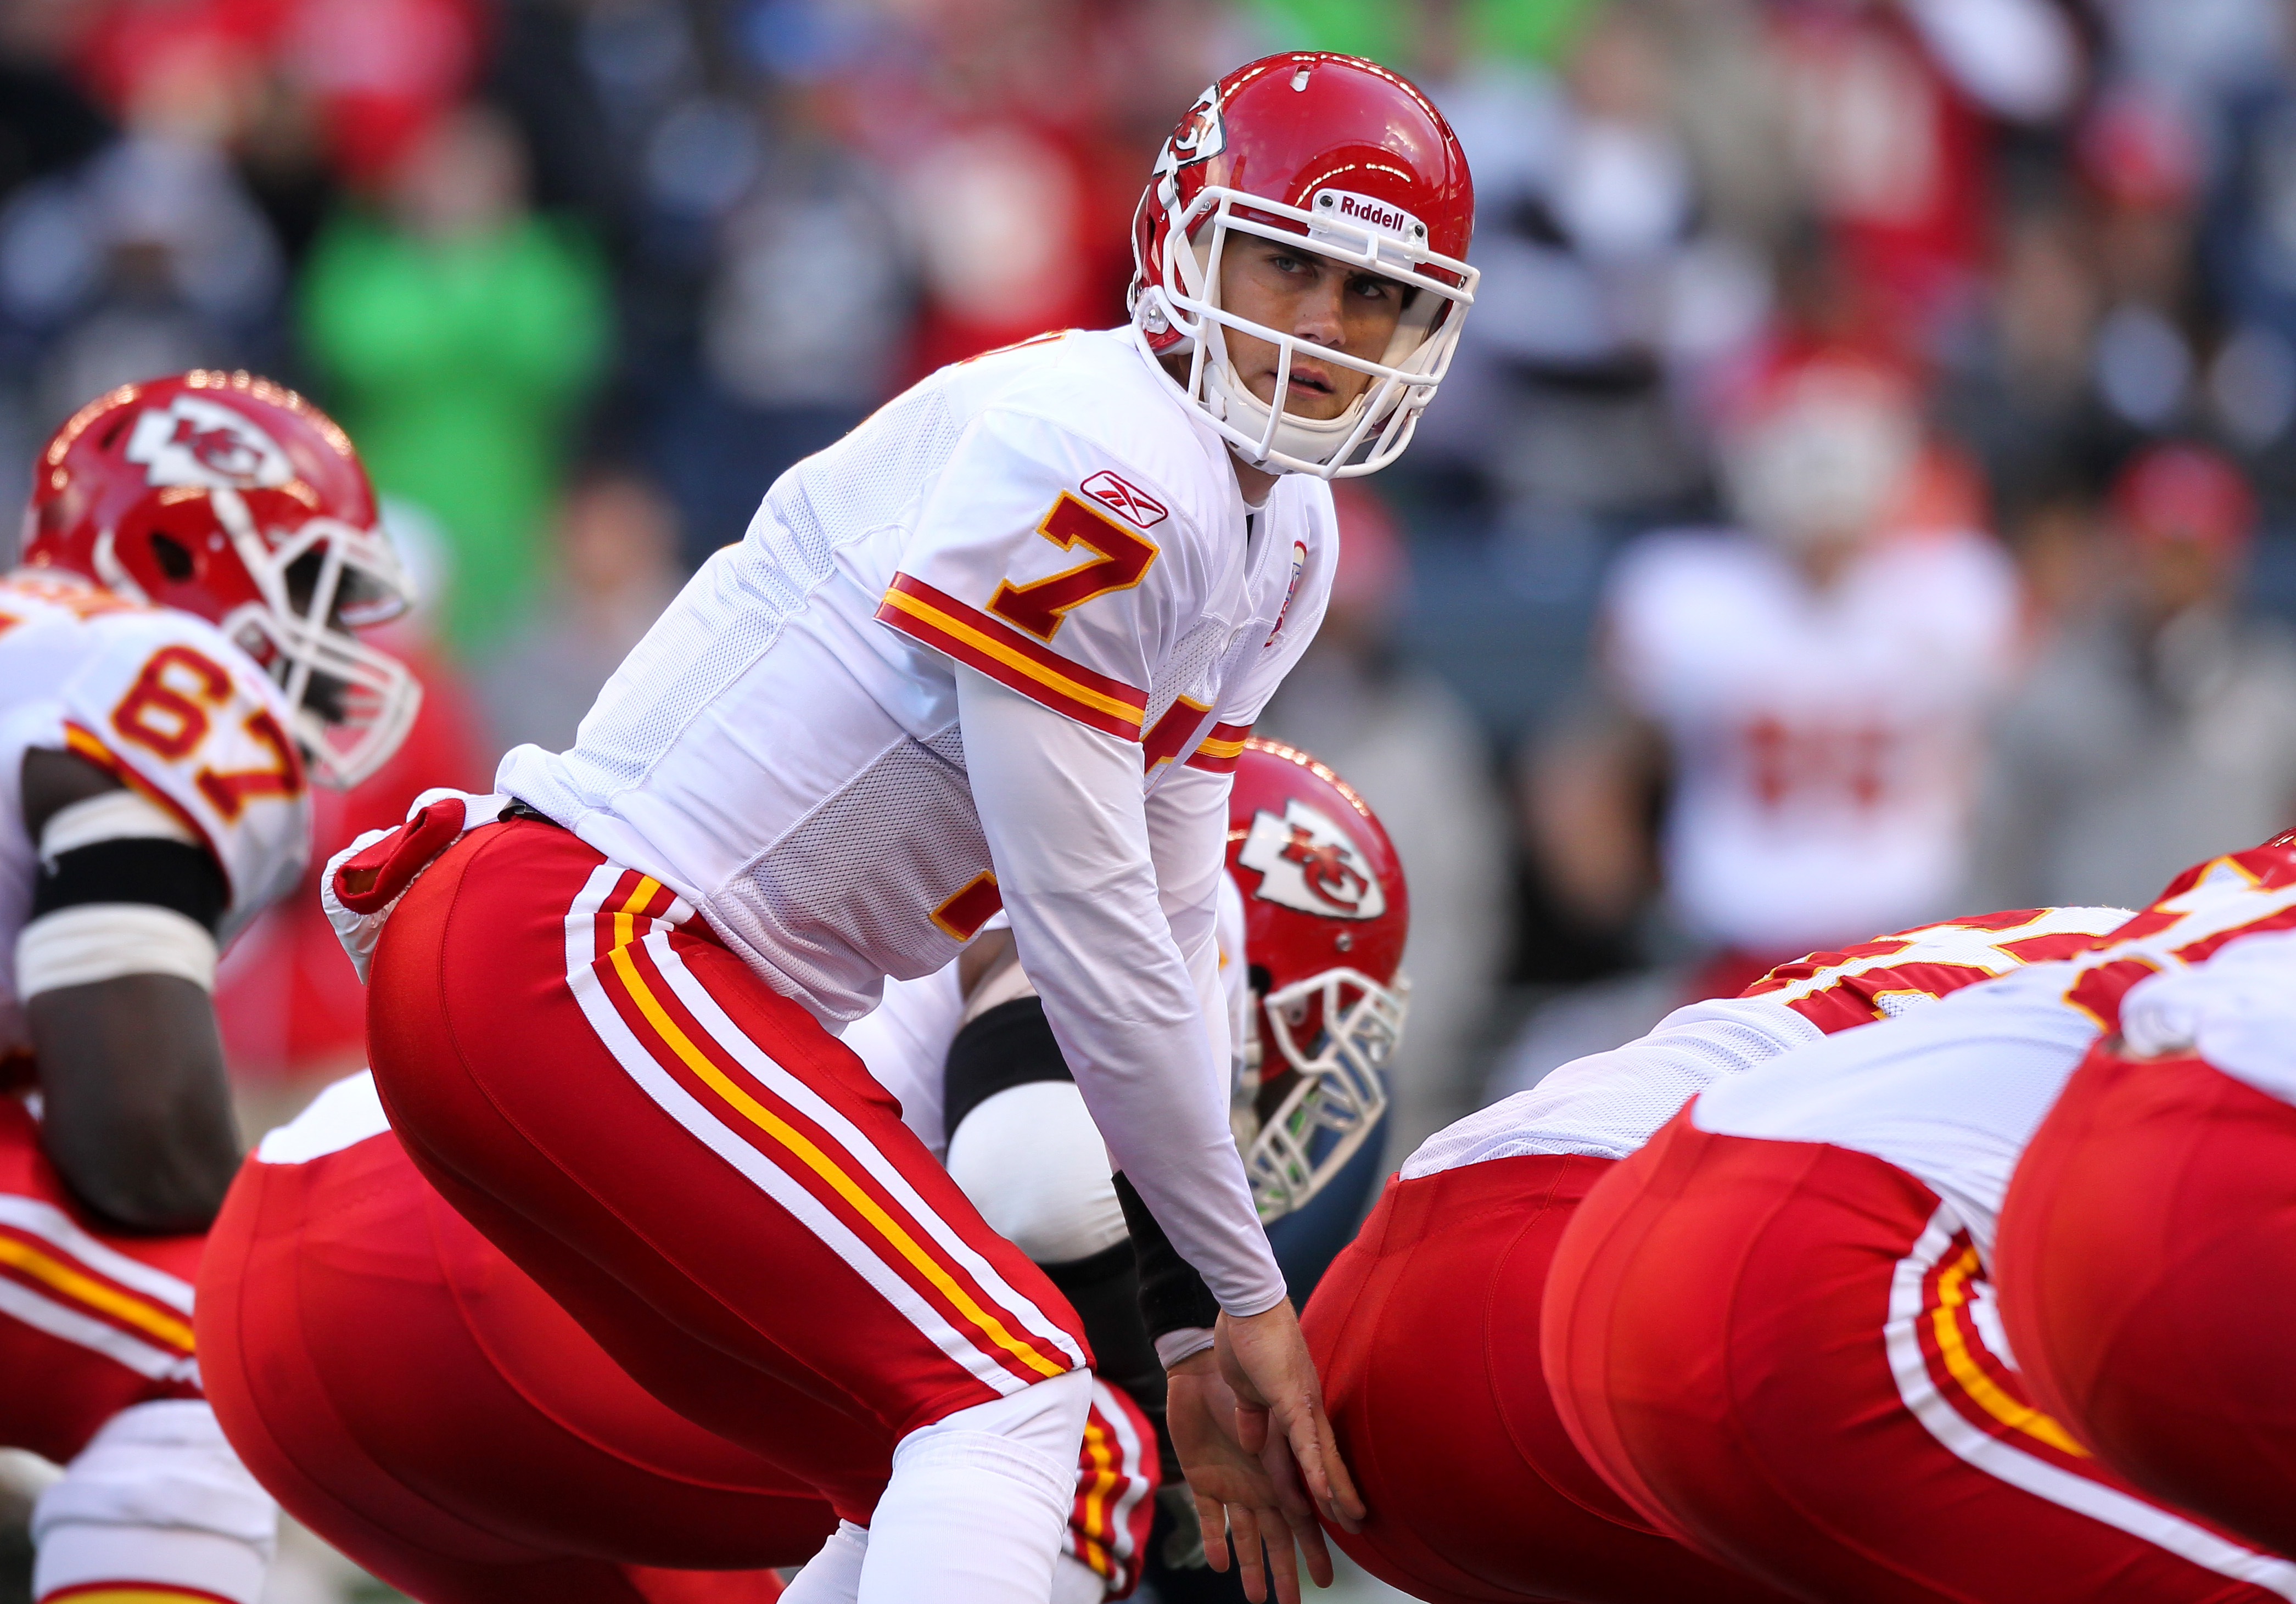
top-left (987, 492), bottom-right (1158, 642)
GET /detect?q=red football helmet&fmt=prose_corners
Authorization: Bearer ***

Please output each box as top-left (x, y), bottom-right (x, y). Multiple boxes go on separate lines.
top-left (1130, 52), bottom-right (1477, 479)
top-left (19, 371), bottom-right (421, 788)
top-left (1226, 737), bottom-right (1410, 1218)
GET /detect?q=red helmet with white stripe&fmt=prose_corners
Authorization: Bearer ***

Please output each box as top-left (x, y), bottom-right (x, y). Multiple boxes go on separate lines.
top-left (1226, 737), bottom-right (1409, 1218)
top-left (1130, 52), bottom-right (1477, 479)
top-left (20, 371), bottom-right (421, 788)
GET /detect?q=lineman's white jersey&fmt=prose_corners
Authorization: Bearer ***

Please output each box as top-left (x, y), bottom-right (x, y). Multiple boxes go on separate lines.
top-left (2116, 928), bottom-right (2296, 1107)
top-left (0, 571), bottom-right (310, 1057)
top-left (849, 873), bottom-right (1253, 1163)
top-left (500, 328), bottom-right (1331, 1025)
top-left (1693, 843), bottom-right (2296, 1261)
top-left (1405, 905), bottom-right (2129, 1179)
top-left (1606, 527), bottom-right (2019, 954)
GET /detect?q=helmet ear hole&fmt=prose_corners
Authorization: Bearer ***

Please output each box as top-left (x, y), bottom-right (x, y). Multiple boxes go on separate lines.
top-left (149, 532), bottom-right (197, 581)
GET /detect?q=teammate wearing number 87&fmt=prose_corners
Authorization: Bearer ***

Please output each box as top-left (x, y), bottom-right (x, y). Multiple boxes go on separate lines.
top-left (327, 49), bottom-right (1469, 1604)
top-left (0, 370), bottom-right (419, 1604)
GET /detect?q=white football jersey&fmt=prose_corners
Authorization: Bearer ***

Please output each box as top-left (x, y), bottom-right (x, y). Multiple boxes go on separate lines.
top-left (0, 571), bottom-right (311, 1056)
top-left (1693, 845), bottom-right (2296, 1261)
top-left (1606, 527), bottom-right (2019, 954)
top-left (1406, 904), bottom-right (2128, 1177)
top-left (2117, 928), bottom-right (2296, 1107)
top-left (499, 328), bottom-right (1332, 1028)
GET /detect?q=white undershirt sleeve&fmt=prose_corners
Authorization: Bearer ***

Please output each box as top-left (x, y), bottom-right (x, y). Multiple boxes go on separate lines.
top-left (957, 666), bottom-right (1284, 1316)
top-left (1146, 762), bottom-right (1234, 1092)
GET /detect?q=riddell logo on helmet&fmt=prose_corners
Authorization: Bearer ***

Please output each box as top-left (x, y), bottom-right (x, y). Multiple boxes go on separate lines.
top-left (1239, 799), bottom-right (1386, 921)
top-left (125, 396), bottom-right (292, 491)
top-left (1309, 188), bottom-right (1427, 244)
top-left (1081, 470), bottom-right (1168, 529)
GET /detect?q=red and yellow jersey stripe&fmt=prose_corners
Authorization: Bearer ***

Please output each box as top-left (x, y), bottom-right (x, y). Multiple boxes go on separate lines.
top-left (875, 574), bottom-right (1148, 740)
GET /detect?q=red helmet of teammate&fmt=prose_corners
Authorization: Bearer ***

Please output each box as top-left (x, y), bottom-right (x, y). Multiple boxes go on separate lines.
top-left (20, 371), bottom-right (421, 788)
top-left (1225, 737), bottom-right (1410, 1218)
top-left (1130, 52), bottom-right (1477, 479)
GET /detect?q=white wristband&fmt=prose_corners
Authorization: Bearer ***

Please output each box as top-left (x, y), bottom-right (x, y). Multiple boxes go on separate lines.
top-left (15, 905), bottom-right (219, 997)
top-left (1156, 1326), bottom-right (1217, 1369)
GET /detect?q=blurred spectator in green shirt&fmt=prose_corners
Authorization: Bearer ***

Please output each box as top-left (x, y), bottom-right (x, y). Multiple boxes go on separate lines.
top-left (301, 101), bottom-right (608, 655)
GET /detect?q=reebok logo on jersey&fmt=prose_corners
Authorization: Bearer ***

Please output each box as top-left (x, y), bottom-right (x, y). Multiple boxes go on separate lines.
top-left (1239, 799), bottom-right (1386, 921)
top-left (1081, 470), bottom-right (1168, 530)
top-left (126, 397), bottom-right (293, 491)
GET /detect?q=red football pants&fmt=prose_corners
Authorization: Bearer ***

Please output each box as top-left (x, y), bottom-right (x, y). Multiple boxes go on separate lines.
top-left (0, 1094), bottom-right (202, 1465)
top-left (361, 821), bottom-right (1090, 1522)
top-left (1999, 1046), bottom-right (2296, 1560)
top-left (1301, 1154), bottom-right (1794, 1604)
top-left (1542, 1108), bottom-right (2296, 1604)
top-left (199, 1124), bottom-right (834, 1604)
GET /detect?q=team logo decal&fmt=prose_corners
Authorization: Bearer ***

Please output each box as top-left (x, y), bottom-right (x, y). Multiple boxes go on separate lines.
top-left (1082, 469), bottom-right (1168, 529)
top-left (1239, 799), bottom-right (1385, 921)
top-left (1163, 85), bottom-right (1225, 171)
top-left (1265, 539), bottom-right (1307, 646)
top-left (125, 396), bottom-right (292, 490)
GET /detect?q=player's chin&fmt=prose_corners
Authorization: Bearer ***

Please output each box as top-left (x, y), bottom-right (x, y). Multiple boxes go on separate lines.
top-left (1277, 387), bottom-right (1351, 422)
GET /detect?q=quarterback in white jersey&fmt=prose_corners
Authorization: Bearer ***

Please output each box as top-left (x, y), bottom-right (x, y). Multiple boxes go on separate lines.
top-left (0, 372), bottom-right (417, 1604)
top-left (338, 50), bottom-right (1474, 1604)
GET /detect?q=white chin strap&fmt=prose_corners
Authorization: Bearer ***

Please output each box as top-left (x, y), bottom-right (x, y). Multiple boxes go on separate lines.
top-left (1239, 968), bottom-right (1408, 1220)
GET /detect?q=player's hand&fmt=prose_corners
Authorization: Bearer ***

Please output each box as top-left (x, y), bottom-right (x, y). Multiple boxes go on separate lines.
top-left (1217, 1301), bottom-right (1365, 1535)
top-left (1166, 1350), bottom-right (1330, 1604)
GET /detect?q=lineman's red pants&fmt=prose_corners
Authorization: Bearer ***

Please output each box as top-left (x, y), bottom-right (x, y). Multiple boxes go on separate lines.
top-left (1301, 1154), bottom-right (1794, 1604)
top-left (0, 1095), bottom-right (202, 1463)
top-left (1543, 1108), bottom-right (2296, 1604)
top-left (200, 1125), bottom-right (1161, 1603)
top-left (1999, 1045), bottom-right (2296, 1560)
top-left (361, 820), bottom-right (1090, 1523)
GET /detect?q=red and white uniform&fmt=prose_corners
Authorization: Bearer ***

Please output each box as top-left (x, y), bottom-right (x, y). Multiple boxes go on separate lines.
top-left (1997, 917), bottom-right (2296, 1560)
top-left (0, 570), bottom-right (309, 1604)
top-left (1605, 527), bottom-right (2017, 957)
top-left (491, 326), bottom-right (1326, 1311)
top-left (1542, 846), bottom-right (2296, 1604)
top-left (1301, 905), bottom-right (2121, 1604)
top-left (200, 1072), bottom-right (1160, 1604)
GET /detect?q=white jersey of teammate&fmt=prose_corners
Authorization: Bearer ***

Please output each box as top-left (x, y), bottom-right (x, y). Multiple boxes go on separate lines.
top-left (0, 571), bottom-right (310, 1056)
top-left (1691, 850), bottom-right (2296, 1260)
top-left (1605, 527), bottom-right (2019, 954)
top-left (1407, 904), bottom-right (2130, 1179)
top-left (2116, 928), bottom-right (2296, 1106)
top-left (848, 875), bottom-right (1252, 1163)
top-left (497, 327), bottom-right (1331, 1310)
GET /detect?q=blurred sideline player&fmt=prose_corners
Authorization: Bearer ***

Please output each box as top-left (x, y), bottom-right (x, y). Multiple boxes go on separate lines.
top-left (1304, 903), bottom-right (2126, 1604)
top-left (323, 51), bottom-right (1473, 1604)
top-left (198, 738), bottom-right (1405, 1604)
top-left (0, 372), bottom-right (418, 1603)
top-left (1526, 356), bottom-right (2019, 997)
top-left (1542, 844), bottom-right (2296, 1603)
top-left (1997, 910), bottom-right (2296, 1561)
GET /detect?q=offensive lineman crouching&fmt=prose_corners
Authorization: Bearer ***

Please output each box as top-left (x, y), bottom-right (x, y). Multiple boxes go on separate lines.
top-left (328, 51), bottom-right (1474, 1604)
top-left (1, 372), bottom-right (419, 1603)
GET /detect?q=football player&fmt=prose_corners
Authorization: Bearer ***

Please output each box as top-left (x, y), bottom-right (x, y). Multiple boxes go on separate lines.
top-left (323, 52), bottom-right (1472, 1604)
top-left (196, 739), bottom-right (1405, 1604)
top-left (1542, 844), bottom-right (2296, 1603)
top-left (1303, 905), bottom-right (2127, 1604)
top-left (1995, 894), bottom-right (2296, 1562)
top-left (0, 371), bottom-right (418, 1604)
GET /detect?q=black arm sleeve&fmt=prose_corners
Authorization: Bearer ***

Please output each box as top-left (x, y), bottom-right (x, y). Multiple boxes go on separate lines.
top-left (943, 995), bottom-right (1077, 1134)
top-left (31, 838), bottom-right (227, 933)
top-left (1114, 1171), bottom-right (1223, 1343)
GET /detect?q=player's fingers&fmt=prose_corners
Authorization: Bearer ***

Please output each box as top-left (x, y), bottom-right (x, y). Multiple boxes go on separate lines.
top-left (1262, 1509), bottom-right (1306, 1604)
top-left (1262, 1443), bottom-right (1335, 1587)
top-left (1312, 1400), bottom-right (1366, 1526)
top-left (1196, 1491), bottom-right (1232, 1574)
top-left (1235, 1396), bottom-right (1272, 1456)
top-left (1228, 1502), bottom-right (1270, 1604)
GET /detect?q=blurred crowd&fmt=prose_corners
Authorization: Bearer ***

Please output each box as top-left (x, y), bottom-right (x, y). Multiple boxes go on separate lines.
top-left (4, 0), bottom-right (2296, 1188)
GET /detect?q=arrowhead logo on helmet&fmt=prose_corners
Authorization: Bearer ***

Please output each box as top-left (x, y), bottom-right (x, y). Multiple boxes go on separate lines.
top-left (126, 397), bottom-right (294, 491)
top-left (1239, 799), bottom-right (1387, 921)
